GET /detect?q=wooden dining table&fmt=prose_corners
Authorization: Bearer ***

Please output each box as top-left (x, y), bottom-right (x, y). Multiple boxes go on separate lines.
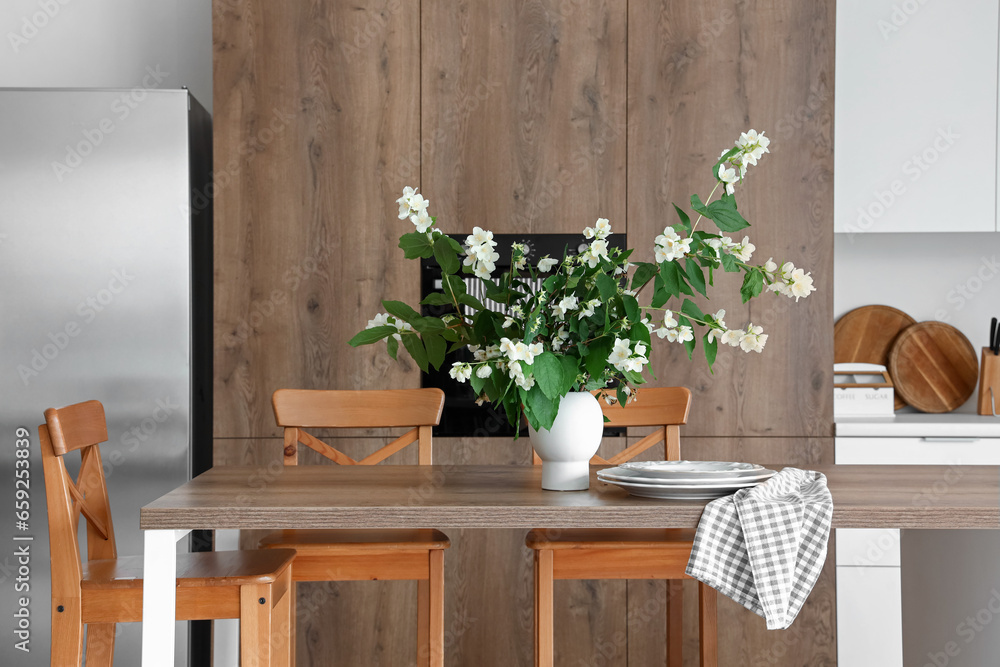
top-left (138, 463), bottom-right (1000, 666)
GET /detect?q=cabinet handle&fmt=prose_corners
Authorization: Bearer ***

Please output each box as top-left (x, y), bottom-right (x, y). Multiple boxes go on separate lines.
top-left (920, 437), bottom-right (981, 443)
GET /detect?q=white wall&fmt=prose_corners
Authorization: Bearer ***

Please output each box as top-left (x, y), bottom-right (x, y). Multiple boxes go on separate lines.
top-left (835, 232), bottom-right (1000, 412)
top-left (0, 0), bottom-right (212, 112)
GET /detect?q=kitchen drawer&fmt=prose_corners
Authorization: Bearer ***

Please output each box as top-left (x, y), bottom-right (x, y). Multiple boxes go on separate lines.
top-left (837, 566), bottom-right (903, 667)
top-left (836, 528), bottom-right (900, 567)
top-left (835, 437), bottom-right (1000, 465)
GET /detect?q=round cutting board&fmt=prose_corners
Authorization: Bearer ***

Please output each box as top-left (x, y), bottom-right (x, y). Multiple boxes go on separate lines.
top-left (834, 305), bottom-right (916, 409)
top-left (888, 321), bottom-right (979, 413)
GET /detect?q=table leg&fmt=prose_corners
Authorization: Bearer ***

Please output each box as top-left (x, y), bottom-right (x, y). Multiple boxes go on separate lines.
top-left (141, 529), bottom-right (189, 667)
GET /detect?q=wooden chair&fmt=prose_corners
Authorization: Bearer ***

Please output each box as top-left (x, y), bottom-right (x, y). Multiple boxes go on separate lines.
top-left (527, 387), bottom-right (718, 667)
top-left (258, 388), bottom-right (450, 667)
top-left (40, 399), bottom-right (296, 666)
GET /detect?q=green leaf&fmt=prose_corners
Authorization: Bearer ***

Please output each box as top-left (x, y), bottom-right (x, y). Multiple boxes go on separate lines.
top-left (433, 235), bottom-right (460, 274)
top-left (525, 384), bottom-right (560, 431)
top-left (651, 275), bottom-right (668, 309)
top-left (622, 294), bottom-right (640, 322)
top-left (411, 317), bottom-right (447, 334)
top-left (458, 293), bottom-right (486, 311)
top-left (691, 194), bottom-right (710, 217)
top-left (720, 253), bottom-right (740, 273)
top-left (706, 195), bottom-right (750, 232)
top-left (423, 333), bottom-right (446, 370)
top-left (629, 320), bottom-right (651, 347)
top-left (398, 231), bottom-right (434, 259)
top-left (420, 292), bottom-right (454, 306)
top-left (444, 235), bottom-right (464, 254)
top-left (386, 335), bottom-right (399, 360)
top-left (685, 259), bottom-right (707, 297)
top-left (443, 273), bottom-right (468, 299)
top-left (532, 352), bottom-right (565, 400)
top-left (348, 326), bottom-right (397, 346)
top-left (616, 384), bottom-right (628, 407)
top-left (673, 204), bottom-right (692, 234)
top-left (383, 300), bottom-right (421, 324)
top-left (559, 355), bottom-right (581, 394)
top-left (401, 334), bottom-right (429, 372)
top-left (470, 370), bottom-right (485, 395)
top-left (596, 273), bottom-right (618, 302)
top-left (659, 261), bottom-right (681, 299)
top-left (473, 311), bottom-right (496, 343)
top-left (585, 337), bottom-right (613, 381)
top-left (630, 262), bottom-right (657, 291)
top-left (713, 145), bottom-right (741, 178)
top-left (703, 332), bottom-right (718, 371)
top-left (740, 270), bottom-right (765, 303)
top-left (681, 298), bottom-right (705, 322)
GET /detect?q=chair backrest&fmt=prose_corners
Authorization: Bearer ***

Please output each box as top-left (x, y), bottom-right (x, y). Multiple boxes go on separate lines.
top-left (531, 387), bottom-right (692, 466)
top-left (272, 388), bottom-right (446, 466)
top-left (39, 400), bottom-right (118, 605)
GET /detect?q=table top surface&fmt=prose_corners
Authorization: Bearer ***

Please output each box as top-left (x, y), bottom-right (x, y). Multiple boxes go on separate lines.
top-left (139, 464), bottom-right (1000, 531)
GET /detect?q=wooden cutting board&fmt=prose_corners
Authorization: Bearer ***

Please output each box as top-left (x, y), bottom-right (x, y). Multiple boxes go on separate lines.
top-left (888, 321), bottom-right (979, 413)
top-left (835, 305), bottom-right (916, 409)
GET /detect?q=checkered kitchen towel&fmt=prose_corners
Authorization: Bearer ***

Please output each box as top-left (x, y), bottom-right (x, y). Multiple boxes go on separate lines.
top-left (685, 467), bottom-right (833, 630)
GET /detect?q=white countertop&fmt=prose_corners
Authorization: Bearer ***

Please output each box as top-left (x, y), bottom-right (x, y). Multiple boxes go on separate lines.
top-left (836, 410), bottom-right (1000, 438)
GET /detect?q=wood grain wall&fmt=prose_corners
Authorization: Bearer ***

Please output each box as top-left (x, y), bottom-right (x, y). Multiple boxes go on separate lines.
top-left (213, 0), bottom-right (835, 664)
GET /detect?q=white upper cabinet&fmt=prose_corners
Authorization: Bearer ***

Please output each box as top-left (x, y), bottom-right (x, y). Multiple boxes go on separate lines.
top-left (835, 0), bottom-right (999, 233)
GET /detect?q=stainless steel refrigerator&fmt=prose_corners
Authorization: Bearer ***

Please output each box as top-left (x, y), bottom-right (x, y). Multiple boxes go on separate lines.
top-left (0, 88), bottom-right (213, 666)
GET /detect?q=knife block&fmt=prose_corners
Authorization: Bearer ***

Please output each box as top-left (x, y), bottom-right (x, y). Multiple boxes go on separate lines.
top-left (978, 347), bottom-right (1000, 415)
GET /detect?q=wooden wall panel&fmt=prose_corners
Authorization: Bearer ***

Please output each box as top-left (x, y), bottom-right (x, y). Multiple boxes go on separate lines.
top-left (213, 0), bottom-right (837, 664)
top-left (627, 0), bottom-right (835, 438)
top-left (421, 0), bottom-right (628, 235)
top-left (213, 0), bottom-right (422, 440)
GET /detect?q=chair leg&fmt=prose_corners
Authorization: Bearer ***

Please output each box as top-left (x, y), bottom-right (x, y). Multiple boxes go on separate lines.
top-left (51, 600), bottom-right (84, 666)
top-left (85, 622), bottom-right (117, 666)
top-left (534, 549), bottom-right (554, 667)
top-left (698, 583), bottom-right (718, 667)
top-left (666, 580), bottom-right (684, 667)
top-left (271, 572), bottom-right (292, 667)
top-left (417, 578), bottom-right (430, 667)
top-left (289, 582), bottom-right (297, 667)
top-left (241, 583), bottom-right (273, 667)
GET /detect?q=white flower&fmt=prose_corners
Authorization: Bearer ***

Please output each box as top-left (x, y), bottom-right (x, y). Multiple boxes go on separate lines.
top-left (591, 238), bottom-right (609, 258)
top-left (499, 337), bottom-right (519, 359)
top-left (396, 186), bottom-right (417, 219)
top-left (411, 208), bottom-right (433, 233)
top-left (737, 129), bottom-right (770, 166)
top-left (503, 316), bottom-right (516, 328)
top-left (664, 310), bottom-right (678, 328)
top-left (718, 163), bottom-right (739, 195)
top-left (593, 218), bottom-right (612, 239)
top-left (721, 329), bottom-right (742, 347)
top-left (552, 295), bottom-right (579, 320)
top-left (537, 256), bottom-right (559, 272)
top-left (706, 309), bottom-right (727, 344)
top-left (474, 264), bottom-right (493, 279)
top-left (408, 193), bottom-right (429, 216)
top-left (485, 344), bottom-right (501, 359)
top-left (739, 324), bottom-right (767, 353)
top-left (578, 298), bottom-right (600, 319)
top-left (666, 325), bottom-right (694, 344)
top-left (513, 255), bottom-right (527, 270)
top-left (449, 362), bottom-right (472, 382)
top-left (392, 319), bottom-right (413, 341)
top-left (551, 327), bottom-right (571, 351)
top-left (476, 365), bottom-right (493, 379)
top-left (524, 342), bottom-right (543, 364)
top-left (469, 227), bottom-right (494, 247)
top-left (654, 233), bottom-right (692, 263)
top-left (633, 342), bottom-right (647, 357)
top-left (731, 236), bottom-right (755, 262)
top-left (788, 268), bottom-right (816, 301)
top-left (614, 261), bottom-right (631, 277)
top-left (366, 313), bottom-right (391, 329)
top-left (514, 372), bottom-right (535, 390)
top-left (764, 257), bottom-right (778, 275)
top-left (607, 338), bottom-right (632, 370)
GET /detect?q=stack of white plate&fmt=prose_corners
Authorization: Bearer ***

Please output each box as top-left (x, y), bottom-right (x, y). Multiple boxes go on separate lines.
top-left (597, 461), bottom-right (777, 500)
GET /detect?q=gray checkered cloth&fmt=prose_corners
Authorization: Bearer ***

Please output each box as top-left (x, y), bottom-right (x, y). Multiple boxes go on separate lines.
top-left (685, 467), bottom-right (833, 630)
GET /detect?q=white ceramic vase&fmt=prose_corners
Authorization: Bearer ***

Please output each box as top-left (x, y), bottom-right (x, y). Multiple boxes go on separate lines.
top-left (528, 391), bottom-right (604, 491)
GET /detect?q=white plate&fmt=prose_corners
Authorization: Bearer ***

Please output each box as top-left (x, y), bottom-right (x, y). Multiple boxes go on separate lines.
top-left (598, 476), bottom-right (763, 500)
top-left (597, 466), bottom-right (776, 486)
top-left (617, 460), bottom-right (766, 479)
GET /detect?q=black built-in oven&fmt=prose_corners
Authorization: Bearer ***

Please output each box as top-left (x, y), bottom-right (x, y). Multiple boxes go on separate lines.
top-left (420, 233), bottom-right (626, 438)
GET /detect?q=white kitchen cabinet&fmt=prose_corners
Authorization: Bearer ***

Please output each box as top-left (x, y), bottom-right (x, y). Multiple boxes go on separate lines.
top-left (835, 415), bottom-right (1000, 667)
top-left (835, 0), bottom-right (999, 234)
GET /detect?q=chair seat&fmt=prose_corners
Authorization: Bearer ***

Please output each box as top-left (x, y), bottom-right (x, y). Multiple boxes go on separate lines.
top-left (259, 528), bottom-right (450, 552)
top-left (81, 549), bottom-right (297, 591)
top-left (526, 528), bottom-right (696, 550)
